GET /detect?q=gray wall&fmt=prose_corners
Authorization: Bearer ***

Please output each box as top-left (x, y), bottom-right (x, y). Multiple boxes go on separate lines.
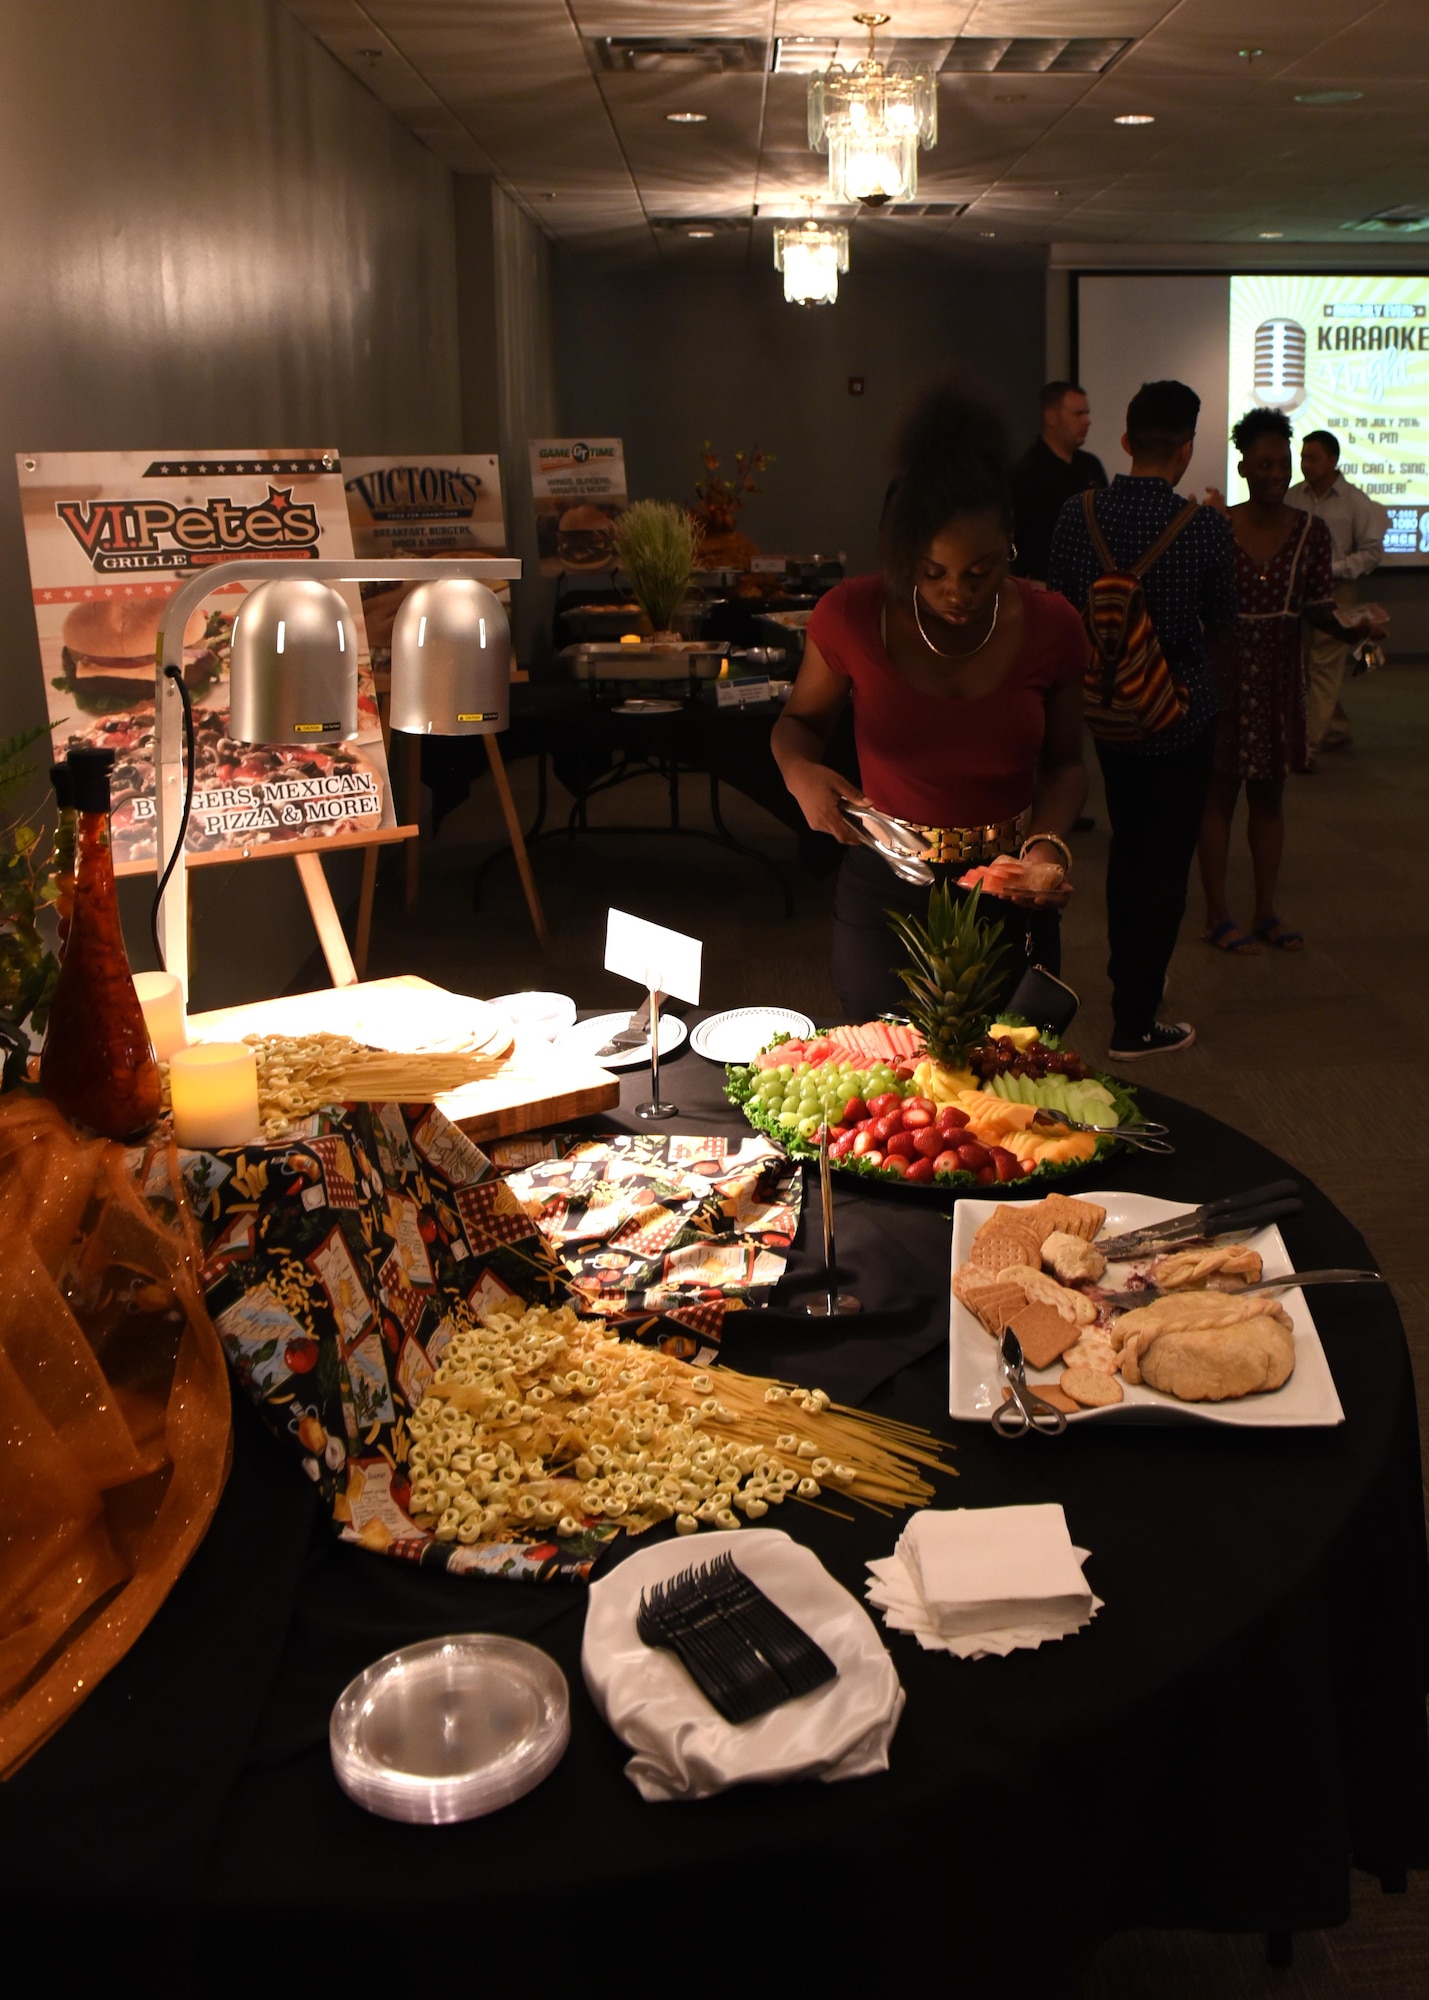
top-left (0, 0), bottom-right (461, 1006)
top-left (454, 179), bottom-right (560, 665)
top-left (552, 252), bottom-right (1048, 578)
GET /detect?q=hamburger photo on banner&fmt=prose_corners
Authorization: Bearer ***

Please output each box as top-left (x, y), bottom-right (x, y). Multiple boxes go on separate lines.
top-left (537, 502), bottom-right (620, 573)
top-left (56, 594), bottom-right (232, 714)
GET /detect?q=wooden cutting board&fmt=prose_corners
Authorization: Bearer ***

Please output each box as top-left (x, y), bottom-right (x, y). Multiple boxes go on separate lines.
top-left (187, 974), bottom-right (620, 1142)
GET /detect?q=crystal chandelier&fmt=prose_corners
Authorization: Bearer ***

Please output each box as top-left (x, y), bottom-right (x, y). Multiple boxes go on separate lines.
top-left (808, 12), bottom-right (937, 206)
top-left (773, 213), bottom-right (850, 306)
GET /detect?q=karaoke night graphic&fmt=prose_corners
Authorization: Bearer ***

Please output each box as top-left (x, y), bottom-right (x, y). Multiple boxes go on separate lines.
top-left (1230, 273), bottom-right (1429, 554)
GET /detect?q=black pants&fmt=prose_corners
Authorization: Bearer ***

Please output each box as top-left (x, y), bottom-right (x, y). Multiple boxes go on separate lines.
top-left (1095, 725), bottom-right (1216, 1040)
top-left (832, 843), bottom-right (1060, 1024)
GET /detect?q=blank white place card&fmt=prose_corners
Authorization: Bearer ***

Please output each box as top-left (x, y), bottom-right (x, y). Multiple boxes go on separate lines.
top-left (604, 910), bottom-right (702, 1006)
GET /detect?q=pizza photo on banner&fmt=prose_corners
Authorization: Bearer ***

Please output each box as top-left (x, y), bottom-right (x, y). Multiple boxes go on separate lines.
top-left (342, 453), bottom-right (509, 671)
top-left (16, 449), bottom-right (397, 871)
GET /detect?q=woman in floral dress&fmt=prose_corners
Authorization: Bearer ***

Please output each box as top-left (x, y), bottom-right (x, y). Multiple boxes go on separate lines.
top-left (1198, 408), bottom-right (1385, 953)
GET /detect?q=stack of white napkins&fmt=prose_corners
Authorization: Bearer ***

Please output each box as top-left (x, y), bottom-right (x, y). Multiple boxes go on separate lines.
top-left (866, 1504), bottom-right (1101, 1659)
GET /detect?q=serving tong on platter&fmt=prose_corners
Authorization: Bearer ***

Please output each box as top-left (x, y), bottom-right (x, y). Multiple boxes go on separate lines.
top-left (1029, 1107), bottom-right (1175, 1154)
top-left (1098, 1267), bottom-right (1386, 1311)
top-left (1096, 1181), bottom-right (1304, 1260)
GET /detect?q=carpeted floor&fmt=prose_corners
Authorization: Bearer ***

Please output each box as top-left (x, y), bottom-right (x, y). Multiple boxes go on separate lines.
top-left (347, 661), bottom-right (1429, 1996)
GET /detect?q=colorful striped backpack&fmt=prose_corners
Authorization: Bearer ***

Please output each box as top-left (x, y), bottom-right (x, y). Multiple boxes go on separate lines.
top-left (1078, 489), bottom-right (1198, 742)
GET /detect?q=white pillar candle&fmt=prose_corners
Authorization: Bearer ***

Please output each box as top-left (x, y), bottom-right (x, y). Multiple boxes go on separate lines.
top-left (169, 1043), bottom-right (261, 1149)
top-left (133, 970), bottom-right (188, 1063)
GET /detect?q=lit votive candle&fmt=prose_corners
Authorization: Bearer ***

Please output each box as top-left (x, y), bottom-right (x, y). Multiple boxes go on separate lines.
top-left (132, 970), bottom-right (188, 1063)
top-left (169, 1043), bottom-right (261, 1149)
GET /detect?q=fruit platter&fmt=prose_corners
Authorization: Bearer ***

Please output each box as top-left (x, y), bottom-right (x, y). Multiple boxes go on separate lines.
top-left (724, 884), bottom-right (1140, 1195)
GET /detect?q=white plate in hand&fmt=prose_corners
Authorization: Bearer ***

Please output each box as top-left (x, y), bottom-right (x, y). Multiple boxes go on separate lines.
top-left (948, 1190), bottom-right (1345, 1428)
top-left (554, 1011), bottom-right (688, 1069)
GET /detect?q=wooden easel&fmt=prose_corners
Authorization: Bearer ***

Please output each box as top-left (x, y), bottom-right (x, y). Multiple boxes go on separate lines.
top-left (380, 670), bottom-right (548, 948)
top-left (118, 825), bottom-right (418, 987)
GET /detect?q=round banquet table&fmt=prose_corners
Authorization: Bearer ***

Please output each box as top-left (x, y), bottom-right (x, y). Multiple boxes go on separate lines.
top-left (3, 1030), bottom-right (1427, 1991)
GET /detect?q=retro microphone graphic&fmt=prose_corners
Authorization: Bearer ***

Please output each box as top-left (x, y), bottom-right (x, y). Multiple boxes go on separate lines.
top-left (1254, 318), bottom-right (1307, 410)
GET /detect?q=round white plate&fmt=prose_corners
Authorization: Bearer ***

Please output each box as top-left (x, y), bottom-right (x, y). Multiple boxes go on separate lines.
top-left (486, 990), bottom-right (578, 1041)
top-left (555, 1011), bottom-right (689, 1069)
top-left (330, 1633), bottom-right (570, 1824)
top-left (690, 1006), bottom-right (815, 1066)
top-left (612, 698), bottom-right (681, 715)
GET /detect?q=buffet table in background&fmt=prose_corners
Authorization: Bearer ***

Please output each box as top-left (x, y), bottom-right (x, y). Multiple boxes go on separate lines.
top-left (3, 1026), bottom-right (1426, 1988)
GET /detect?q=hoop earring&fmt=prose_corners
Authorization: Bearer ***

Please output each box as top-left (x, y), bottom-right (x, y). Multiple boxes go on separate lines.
top-left (1008, 542), bottom-right (1019, 564)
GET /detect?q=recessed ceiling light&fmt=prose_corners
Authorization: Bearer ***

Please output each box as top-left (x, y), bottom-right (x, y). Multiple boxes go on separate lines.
top-left (978, 230), bottom-right (996, 238)
top-left (1294, 89), bottom-right (1363, 105)
top-left (1114, 113), bottom-right (1156, 125)
top-left (687, 227), bottom-right (715, 239)
top-left (1259, 230), bottom-right (1283, 239)
top-left (666, 110), bottom-right (709, 123)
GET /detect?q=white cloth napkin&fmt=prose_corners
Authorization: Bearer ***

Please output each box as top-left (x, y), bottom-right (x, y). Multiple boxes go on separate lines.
top-left (866, 1505), bottom-right (1101, 1659)
top-left (583, 1529), bottom-right (904, 1802)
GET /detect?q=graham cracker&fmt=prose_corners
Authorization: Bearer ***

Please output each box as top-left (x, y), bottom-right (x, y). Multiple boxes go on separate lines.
top-left (1038, 1192), bottom-right (1106, 1242)
top-left (1007, 1300), bottom-right (1082, 1370)
top-left (972, 1278), bottom-right (1029, 1335)
top-left (1001, 1381), bottom-right (1080, 1416)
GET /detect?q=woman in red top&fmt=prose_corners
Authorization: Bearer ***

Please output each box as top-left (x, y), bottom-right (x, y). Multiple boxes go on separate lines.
top-left (772, 385), bottom-right (1089, 1020)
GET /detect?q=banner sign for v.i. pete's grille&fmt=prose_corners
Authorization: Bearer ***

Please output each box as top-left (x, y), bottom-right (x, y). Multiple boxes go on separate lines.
top-left (16, 449), bottom-right (396, 872)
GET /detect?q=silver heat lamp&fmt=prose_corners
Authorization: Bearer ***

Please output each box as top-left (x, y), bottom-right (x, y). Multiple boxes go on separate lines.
top-left (389, 578), bottom-right (511, 735)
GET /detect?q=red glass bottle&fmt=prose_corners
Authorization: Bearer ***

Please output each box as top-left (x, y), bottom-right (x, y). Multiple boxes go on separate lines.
top-left (40, 748), bottom-right (160, 1139)
top-left (49, 761), bottom-right (76, 956)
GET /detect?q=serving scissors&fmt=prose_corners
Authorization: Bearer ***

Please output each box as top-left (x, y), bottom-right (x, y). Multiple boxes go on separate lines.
top-left (991, 1328), bottom-right (1067, 1439)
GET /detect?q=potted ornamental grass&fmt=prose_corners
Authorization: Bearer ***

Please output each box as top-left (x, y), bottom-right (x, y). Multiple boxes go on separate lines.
top-left (613, 500), bottom-right (700, 647)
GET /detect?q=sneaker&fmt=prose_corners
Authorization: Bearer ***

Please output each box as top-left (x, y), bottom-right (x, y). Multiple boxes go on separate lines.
top-left (1107, 1021), bottom-right (1196, 1061)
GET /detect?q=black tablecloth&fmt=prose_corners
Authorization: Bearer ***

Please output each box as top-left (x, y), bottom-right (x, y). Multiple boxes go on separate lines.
top-left (5, 1036), bottom-right (1427, 1988)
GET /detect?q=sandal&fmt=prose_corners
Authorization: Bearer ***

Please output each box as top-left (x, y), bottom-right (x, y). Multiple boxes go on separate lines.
top-left (1203, 919), bottom-right (1261, 955)
top-left (1254, 916), bottom-right (1304, 952)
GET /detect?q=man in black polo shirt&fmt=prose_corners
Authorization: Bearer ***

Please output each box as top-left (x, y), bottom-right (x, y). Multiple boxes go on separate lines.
top-left (1010, 381), bottom-right (1108, 584)
top-left (1047, 379), bottom-right (1237, 1062)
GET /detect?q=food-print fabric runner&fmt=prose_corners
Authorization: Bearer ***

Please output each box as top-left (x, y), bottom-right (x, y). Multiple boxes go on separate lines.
top-left (131, 1103), bottom-right (612, 1581)
top-left (491, 1132), bottom-right (802, 1361)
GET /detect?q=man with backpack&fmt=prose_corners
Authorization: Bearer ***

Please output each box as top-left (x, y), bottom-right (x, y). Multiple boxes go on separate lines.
top-left (1047, 380), bottom-right (1237, 1060)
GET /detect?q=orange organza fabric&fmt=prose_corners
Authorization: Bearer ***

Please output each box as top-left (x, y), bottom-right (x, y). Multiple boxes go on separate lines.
top-left (0, 1094), bottom-right (231, 1778)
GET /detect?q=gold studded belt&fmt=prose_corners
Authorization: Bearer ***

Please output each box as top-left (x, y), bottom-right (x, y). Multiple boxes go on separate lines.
top-left (875, 805), bottom-right (1033, 867)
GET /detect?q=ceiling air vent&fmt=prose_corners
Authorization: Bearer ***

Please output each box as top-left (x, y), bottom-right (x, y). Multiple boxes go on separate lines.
top-left (1342, 204), bottom-right (1429, 233)
top-left (650, 216), bottom-right (750, 234)
top-left (861, 202), bottom-right (969, 218)
top-left (593, 37), bottom-right (767, 74)
top-left (942, 38), bottom-right (1131, 74)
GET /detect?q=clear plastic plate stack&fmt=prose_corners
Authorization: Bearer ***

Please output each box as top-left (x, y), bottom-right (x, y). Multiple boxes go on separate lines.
top-left (330, 1634), bottom-right (570, 1824)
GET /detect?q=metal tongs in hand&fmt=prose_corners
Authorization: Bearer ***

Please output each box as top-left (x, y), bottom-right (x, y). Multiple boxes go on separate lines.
top-left (836, 800), bottom-right (934, 885)
top-left (991, 1328), bottom-right (1067, 1439)
top-left (1097, 1180), bottom-right (1304, 1261)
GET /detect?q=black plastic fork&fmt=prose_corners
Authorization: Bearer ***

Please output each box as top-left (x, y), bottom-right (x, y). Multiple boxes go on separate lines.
top-left (637, 1554), bottom-right (838, 1723)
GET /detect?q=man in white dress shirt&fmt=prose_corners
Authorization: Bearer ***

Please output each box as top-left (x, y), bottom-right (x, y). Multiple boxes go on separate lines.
top-left (1288, 429), bottom-right (1388, 762)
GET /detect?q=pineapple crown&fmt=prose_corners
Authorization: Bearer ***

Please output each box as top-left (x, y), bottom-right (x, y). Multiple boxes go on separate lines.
top-left (886, 883), bottom-right (1011, 1062)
